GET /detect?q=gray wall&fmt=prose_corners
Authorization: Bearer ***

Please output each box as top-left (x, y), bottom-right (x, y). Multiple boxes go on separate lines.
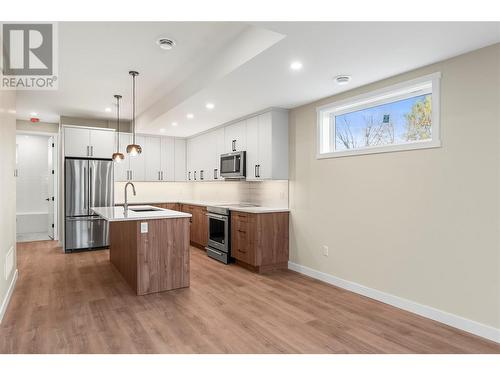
top-left (288, 44), bottom-right (500, 329)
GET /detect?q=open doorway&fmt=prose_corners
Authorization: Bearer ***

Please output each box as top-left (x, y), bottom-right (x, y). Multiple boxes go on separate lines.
top-left (15, 132), bottom-right (58, 242)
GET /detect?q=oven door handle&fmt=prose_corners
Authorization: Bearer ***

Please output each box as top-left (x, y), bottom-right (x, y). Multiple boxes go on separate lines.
top-left (207, 213), bottom-right (228, 221)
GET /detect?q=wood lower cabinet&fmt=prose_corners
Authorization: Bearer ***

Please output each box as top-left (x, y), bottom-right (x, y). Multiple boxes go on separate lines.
top-left (179, 204), bottom-right (208, 249)
top-left (231, 211), bottom-right (289, 273)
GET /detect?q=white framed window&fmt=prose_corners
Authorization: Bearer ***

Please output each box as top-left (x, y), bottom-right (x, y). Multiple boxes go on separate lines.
top-left (316, 72), bottom-right (441, 159)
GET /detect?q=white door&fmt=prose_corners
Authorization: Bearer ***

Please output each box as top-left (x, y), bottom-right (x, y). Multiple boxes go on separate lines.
top-left (144, 136), bottom-right (161, 181)
top-left (174, 138), bottom-right (186, 182)
top-left (47, 137), bottom-right (55, 239)
top-left (245, 115), bottom-right (259, 180)
top-left (129, 135), bottom-right (145, 181)
top-left (64, 127), bottom-right (90, 157)
top-left (89, 129), bottom-right (116, 158)
top-left (257, 112), bottom-right (273, 179)
top-left (161, 137), bottom-right (175, 181)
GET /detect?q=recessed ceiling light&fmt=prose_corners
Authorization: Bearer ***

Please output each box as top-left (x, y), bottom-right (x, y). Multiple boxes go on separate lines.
top-left (30, 112), bottom-right (38, 116)
top-left (290, 61), bottom-right (303, 71)
top-left (186, 113), bottom-right (194, 119)
top-left (105, 107), bottom-right (112, 113)
top-left (156, 38), bottom-right (176, 50)
top-left (171, 122), bottom-right (178, 127)
top-left (334, 75), bottom-right (351, 85)
top-left (205, 103), bottom-right (215, 110)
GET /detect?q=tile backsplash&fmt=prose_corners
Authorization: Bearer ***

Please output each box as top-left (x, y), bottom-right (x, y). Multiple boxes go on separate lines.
top-left (115, 180), bottom-right (289, 208)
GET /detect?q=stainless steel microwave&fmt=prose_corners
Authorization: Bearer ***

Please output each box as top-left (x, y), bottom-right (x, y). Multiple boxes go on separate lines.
top-left (220, 151), bottom-right (246, 179)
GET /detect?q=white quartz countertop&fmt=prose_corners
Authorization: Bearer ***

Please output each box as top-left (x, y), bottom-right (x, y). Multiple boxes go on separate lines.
top-left (92, 205), bottom-right (192, 222)
top-left (114, 200), bottom-right (290, 214)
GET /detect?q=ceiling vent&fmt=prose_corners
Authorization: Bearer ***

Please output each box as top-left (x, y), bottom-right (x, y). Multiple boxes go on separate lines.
top-left (334, 75), bottom-right (351, 85)
top-left (156, 38), bottom-right (176, 50)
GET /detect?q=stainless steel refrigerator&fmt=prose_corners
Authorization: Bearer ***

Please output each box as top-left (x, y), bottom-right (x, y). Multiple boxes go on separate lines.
top-left (65, 158), bottom-right (114, 252)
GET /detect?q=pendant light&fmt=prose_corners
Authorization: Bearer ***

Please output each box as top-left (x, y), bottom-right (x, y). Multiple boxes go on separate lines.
top-left (126, 70), bottom-right (142, 156)
top-left (112, 94), bottom-right (125, 163)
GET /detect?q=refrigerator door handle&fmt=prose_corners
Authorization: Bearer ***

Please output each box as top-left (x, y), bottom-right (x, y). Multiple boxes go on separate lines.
top-left (83, 166), bottom-right (88, 210)
top-left (89, 167), bottom-right (93, 212)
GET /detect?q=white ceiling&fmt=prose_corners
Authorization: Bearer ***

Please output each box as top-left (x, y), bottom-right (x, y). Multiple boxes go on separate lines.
top-left (17, 22), bottom-right (500, 137)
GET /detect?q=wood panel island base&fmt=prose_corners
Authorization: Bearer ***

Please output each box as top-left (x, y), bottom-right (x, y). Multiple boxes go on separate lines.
top-left (92, 206), bottom-right (191, 295)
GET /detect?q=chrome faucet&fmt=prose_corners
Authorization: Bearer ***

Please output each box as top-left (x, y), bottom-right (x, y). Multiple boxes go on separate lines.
top-left (123, 181), bottom-right (136, 213)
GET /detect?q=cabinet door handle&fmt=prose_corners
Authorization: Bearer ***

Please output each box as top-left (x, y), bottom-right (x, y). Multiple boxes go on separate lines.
top-left (188, 171), bottom-right (191, 181)
top-left (130, 170), bottom-right (133, 180)
top-left (257, 164), bottom-right (261, 178)
top-left (254, 164), bottom-right (258, 178)
top-left (161, 171), bottom-right (164, 180)
top-left (194, 171), bottom-right (197, 180)
top-left (232, 140), bottom-right (236, 152)
top-left (214, 168), bottom-right (218, 179)
top-left (200, 170), bottom-right (204, 180)
top-left (87, 145), bottom-right (90, 156)
top-left (91, 146), bottom-right (94, 156)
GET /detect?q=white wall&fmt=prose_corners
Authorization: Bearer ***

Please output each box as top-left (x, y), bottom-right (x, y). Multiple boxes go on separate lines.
top-left (288, 44), bottom-right (500, 331)
top-left (0, 90), bottom-right (17, 322)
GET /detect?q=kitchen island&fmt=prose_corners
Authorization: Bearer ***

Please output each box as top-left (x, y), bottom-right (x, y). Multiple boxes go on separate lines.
top-left (92, 205), bottom-right (192, 295)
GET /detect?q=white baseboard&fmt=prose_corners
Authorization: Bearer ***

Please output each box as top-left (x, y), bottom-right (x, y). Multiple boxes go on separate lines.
top-left (288, 261), bottom-right (500, 344)
top-left (0, 269), bottom-right (18, 324)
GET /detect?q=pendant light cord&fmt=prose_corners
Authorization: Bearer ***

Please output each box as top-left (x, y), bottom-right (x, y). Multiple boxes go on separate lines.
top-left (116, 96), bottom-right (120, 150)
top-left (132, 73), bottom-right (136, 144)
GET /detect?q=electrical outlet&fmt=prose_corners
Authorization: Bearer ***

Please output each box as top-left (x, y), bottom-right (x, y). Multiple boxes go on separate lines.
top-left (322, 245), bottom-right (329, 257)
top-left (140, 222), bottom-right (148, 234)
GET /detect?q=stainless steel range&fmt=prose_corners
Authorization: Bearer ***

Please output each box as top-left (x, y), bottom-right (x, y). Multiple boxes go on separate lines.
top-left (206, 206), bottom-right (231, 264)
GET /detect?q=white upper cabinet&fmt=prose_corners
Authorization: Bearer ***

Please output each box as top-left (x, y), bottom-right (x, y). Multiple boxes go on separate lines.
top-left (214, 127), bottom-right (225, 181)
top-left (161, 137), bottom-right (175, 181)
top-left (224, 120), bottom-right (246, 153)
top-left (245, 110), bottom-right (289, 181)
top-left (89, 129), bottom-right (116, 158)
top-left (174, 139), bottom-right (186, 182)
top-left (144, 136), bottom-right (162, 181)
top-left (64, 126), bottom-right (116, 158)
top-left (114, 133), bottom-right (131, 181)
top-left (64, 127), bottom-right (90, 157)
top-left (128, 135), bottom-right (146, 181)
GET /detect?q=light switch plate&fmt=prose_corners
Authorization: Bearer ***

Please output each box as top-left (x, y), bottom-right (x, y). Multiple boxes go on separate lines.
top-left (140, 222), bottom-right (148, 233)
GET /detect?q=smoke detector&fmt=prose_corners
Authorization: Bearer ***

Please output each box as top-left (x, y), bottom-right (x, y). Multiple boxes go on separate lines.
top-left (156, 38), bottom-right (176, 50)
top-left (334, 75), bottom-right (351, 85)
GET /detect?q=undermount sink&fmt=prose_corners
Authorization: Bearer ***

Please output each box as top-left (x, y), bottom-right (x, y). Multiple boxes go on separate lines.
top-left (129, 207), bottom-right (162, 212)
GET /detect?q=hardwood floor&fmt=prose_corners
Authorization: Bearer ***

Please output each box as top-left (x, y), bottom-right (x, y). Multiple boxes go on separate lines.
top-left (1, 240), bottom-right (499, 354)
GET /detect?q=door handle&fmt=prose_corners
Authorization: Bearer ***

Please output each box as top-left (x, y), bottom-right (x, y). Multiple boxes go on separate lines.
top-left (232, 140), bottom-right (236, 152)
top-left (200, 170), bottom-right (204, 180)
top-left (254, 164), bottom-right (258, 178)
top-left (214, 168), bottom-right (218, 179)
top-left (257, 164), bottom-right (261, 178)
top-left (188, 171), bottom-right (191, 181)
top-left (194, 171), bottom-right (197, 180)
